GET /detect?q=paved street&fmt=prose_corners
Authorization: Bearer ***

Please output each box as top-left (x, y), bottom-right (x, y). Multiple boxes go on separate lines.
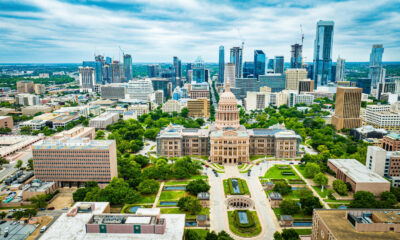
top-left (208, 168), bottom-right (227, 233)
top-left (209, 81), bottom-right (218, 109)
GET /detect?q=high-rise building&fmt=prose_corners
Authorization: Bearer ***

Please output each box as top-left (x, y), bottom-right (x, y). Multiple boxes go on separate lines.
top-left (173, 56), bottom-right (182, 87)
top-left (285, 69), bottom-right (308, 91)
top-left (79, 66), bottom-right (96, 91)
top-left (274, 56), bottom-right (284, 74)
top-left (147, 64), bottom-right (161, 78)
top-left (350, 78), bottom-right (372, 94)
top-left (34, 84), bottom-right (46, 95)
top-left (369, 44), bottom-right (385, 91)
top-left (230, 47), bottom-right (243, 78)
top-left (313, 20), bottom-right (334, 88)
top-left (192, 57), bottom-right (205, 83)
top-left (299, 79), bottom-right (315, 93)
top-left (290, 44), bottom-right (302, 68)
top-left (17, 81), bottom-right (35, 93)
top-left (83, 59), bottom-right (103, 84)
top-left (243, 62), bottom-right (255, 78)
top-left (267, 59), bottom-right (275, 71)
top-left (218, 46), bottom-right (225, 84)
top-left (254, 50), bottom-right (266, 78)
top-left (105, 56), bottom-right (112, 65)
top-left (187, 98), bottom-right (210, 118)
top-left (224, 63), bottom-right (235, 89)
top-left (154, 90), bottom-right (164, 105)
top-left (127, 79), bottom-right (154, 101)
top-left (332, 87), bottom-right (362, 130)
top-left (111, 61), bottom-right (122, 83)
top-left (335, 57), bottom-right (345, 82)
top-left (123, 54), bottom-right (133, 81)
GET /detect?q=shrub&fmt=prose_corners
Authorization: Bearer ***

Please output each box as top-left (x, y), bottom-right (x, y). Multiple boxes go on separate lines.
top-left (280, 200), bottom-right (300, 215)
top-left (333, 179), bottom-right (348, 195)
top-left (233, 210), bottom-right (255, 228)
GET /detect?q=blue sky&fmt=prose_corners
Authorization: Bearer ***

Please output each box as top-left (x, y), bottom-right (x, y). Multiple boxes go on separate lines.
top-left (0, 0), bottom-right (399, 63)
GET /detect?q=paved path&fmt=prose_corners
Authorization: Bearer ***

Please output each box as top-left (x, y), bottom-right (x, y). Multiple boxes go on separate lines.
top-left (208, 168), bottom-right (227, 233)
top-left (153, 182), bottom-right (165, 208)
top-left (291, 165), bottom-right (330, 209)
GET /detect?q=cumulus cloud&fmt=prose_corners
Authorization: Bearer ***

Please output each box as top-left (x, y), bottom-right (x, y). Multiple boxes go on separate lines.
top-left (0, 0), bottom-right (399, 63)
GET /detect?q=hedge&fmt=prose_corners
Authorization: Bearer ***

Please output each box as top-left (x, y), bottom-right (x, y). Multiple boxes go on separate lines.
top-left (233, 210), bottom-right (255, 229)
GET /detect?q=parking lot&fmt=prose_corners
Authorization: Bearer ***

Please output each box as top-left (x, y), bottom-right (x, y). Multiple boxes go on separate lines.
top-left (0, 221), bottom-right (37, 240)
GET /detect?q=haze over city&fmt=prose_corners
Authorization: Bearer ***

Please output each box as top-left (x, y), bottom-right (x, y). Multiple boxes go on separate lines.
top-left (0, 0), bottom-right (399, 63)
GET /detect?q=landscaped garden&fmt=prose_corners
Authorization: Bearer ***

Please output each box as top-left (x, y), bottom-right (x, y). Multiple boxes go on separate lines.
top-left (160, 207), bottom-right (210, 219)
top-left (228, 210), bottom-right (261, 237)
top-left (158, 191), bottom-right (188, 206)
top-left (223, 178), bottom-right (250, 195)
top-left (264, 165), bottom-right (301, 180)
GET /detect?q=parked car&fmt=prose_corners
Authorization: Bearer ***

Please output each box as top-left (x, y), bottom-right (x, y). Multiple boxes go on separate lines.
top-left (39, 208), bottom-right (45, 211)
top-left (47, 207), bottom-right (55, 210)
top-left (289, 162), bottom-right (294, 165)
top-left (40, 225), bottom-right (47, 233)
top-left (0, 220), bottom-right (6, 224)
top-left (62, 207), bottom-right (68, 210)
top-left (247, 170), bottom-right (251, 176)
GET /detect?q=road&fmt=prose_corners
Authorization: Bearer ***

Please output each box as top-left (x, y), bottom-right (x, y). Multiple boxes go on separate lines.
top-left (137, 140), bottom-right (156, 156)
top-left (209, 81), bottom-right (218, 109)
top-left (0, 150), bottom-right (32, 181)
top-left (208, 168), bottom-right (226, 233)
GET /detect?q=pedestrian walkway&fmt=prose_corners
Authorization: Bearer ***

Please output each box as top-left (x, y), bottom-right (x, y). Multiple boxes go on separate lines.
top-left (152, 182), bottom-right (165, 208)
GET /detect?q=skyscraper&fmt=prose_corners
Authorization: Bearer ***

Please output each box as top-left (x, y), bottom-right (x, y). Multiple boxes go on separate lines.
top-left (254, 50), bottom-right (266, 78)
top-left (312, 20), bottom-right (334, 88)
top-left (95, 55), bottom-right (105, 84)
top-left (147, 64), bottom-right (161, 78)
top-left (173, 56), bottom-right (182, 87)
top-left (335, 57), bottom-right (345, 82)
top-left (290, 44), bottom-right (303, 68)
top-left (83, 60), bottom-right (102, 84)
top-left (243, 62), bottom-right (255, 78)
top-left (369, 44), bottom-right (384, 90)
top-left (218, 46), bottom-right (225, 84)
top-left (224, 63), bottom-right (235, 88)
top-left (230, 47), bottom-right (243, 78)
top-left (123, 54), bottom-right (133, 82)
top-left (111, 61), bottom-right (122, 83)
top-left (192, 57), bottom-right (205, 83)
top-left (267, 59), bottom-right (275, 71)
top-left (331, 87), bottom-right (362, 130)
top-left (79, 66), bottom-right (95, 91)
top-left (274, 56), bottom-right (284, 74)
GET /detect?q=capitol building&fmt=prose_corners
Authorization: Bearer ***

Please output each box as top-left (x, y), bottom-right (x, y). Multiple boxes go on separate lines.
top-left (156, 83), bottom-right (301, 164)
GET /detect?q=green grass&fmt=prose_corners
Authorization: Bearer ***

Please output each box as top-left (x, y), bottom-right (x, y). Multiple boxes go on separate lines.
top-left (292, 229), bottom-right (312, 235)
top-left (188, 155), bottom-right (209, 160)
top-left (137, 194), bottom-right (157, 204)
top-left (121, 204), bottom-right (152, 213)
top-left (324, 199), bottom-right (352, 203)
top-left (211, 163), bottom-right (224, 170)
top-left (312, 186), bottom-right (330, 198)
top-left (164, 180), bottom-right (191, 186)
top-left (223, 178), bottom-right (250, 195)
top-left (159, 191), bottom-right (187, 201)
top-left (250, 155), bottom-right (273, 161)
top-left (184, 229), bottom-right (209, 238)
top-left (273, 208), bottom-right (312, 220)
top-left (160, 207), bottom-right (209, 219)
top-left (264, 165), bottom-right (301, 180)
top-left (294, 165), bottom-right (308, 178)
top-left (150, 145), bottom-right (156, 150)
top-left (190, 175), bottom-right (208, 180)
top-left (269, 187), bottom-right (312, 200)
top-left (228, 211), bottom-right (261, 237)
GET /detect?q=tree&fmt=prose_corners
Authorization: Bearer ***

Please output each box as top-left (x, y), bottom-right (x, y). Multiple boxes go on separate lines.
top-left (300, 196), bottom-right (322, 215)
top-left (350, 191), bottom-right (377, 208)
top-left (95, 130), bottom-right (105, 140)
top-left (20, 126), bottom-right (32, 135)
top-left (181, 108), bottom-right (189, 118)
top-left (30, 194), bottom-right (48, 208)
top-left (273, 231), bottom-right (283, 240)
top-left (281, 229), bottom-right (299, 240)
top-left (138, 179), bottom-right (160, 194)
top-left (184, 229), bottom-right (201, 240)
top-left (280, 200), bottom-right (300, 215)
top-left (313, 172), bottom-right (328, 192)
top-left (0, 157), bottom-right (9, 168)
top-left (206, 231), bottom-right (218, 240)
top-left (144, 128), bottom-right (160, 140)
top-left (73, 188), bottom-right (90, 201)
top-left (186, 179), bottom-right (210, 195)
top-left (333, 179), bottom-right (348, 195)
top-left (27, 158), bottom-right (34, 170)
top-left (16, 159), bottom-right (23, 169)
top-left (380, 191), bottom-right (397, 208)
top-left (177, 196), bottom-right (202, 215)
top-left (304, 162), bottom-right (320, 178)
top-left (273, 181), bottom-right (292, 196)
top-left (0, 212), bottom-right (6, 219)
top-left (217, 231), bottom-right (234, 240)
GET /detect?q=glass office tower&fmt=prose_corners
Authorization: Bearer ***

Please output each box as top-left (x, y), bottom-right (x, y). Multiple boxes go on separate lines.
top-left (218, 46), bottom-right (225, 84)
top-left (230, 47), bottom-right (243, 78)
top-left (254, 50), bottom-right (266, 78)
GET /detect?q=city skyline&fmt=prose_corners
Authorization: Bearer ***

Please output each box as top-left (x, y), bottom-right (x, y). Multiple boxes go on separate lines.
top-left (0, 0), bottom-right (399, 63)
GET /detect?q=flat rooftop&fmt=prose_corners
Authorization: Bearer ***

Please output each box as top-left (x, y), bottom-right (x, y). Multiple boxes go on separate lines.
top-left (316, 209), bottom-right (400, 240)
top-left (32, 138), bottom-right (114, 150)
top-left (91, 112), bottom-right (119, 120)
top-left (328, 159), bottom-right (389, 183)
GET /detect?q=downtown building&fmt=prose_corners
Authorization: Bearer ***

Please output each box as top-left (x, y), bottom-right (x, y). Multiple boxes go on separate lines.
top-left (365, 104), bottom-right (400, 131)
top-left (218, 46), bottom-right (225, 84)
top-left (79, 66), bottom-right (96, 92)
top-left (331, 87), bottom-right (362, 130)
top-left (366, 145), bottom-right (400, 187)
top-left (32, 138), bottom-right (118, 187)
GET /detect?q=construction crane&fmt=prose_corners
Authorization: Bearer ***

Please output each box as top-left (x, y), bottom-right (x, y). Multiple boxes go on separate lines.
top-left (119, 46), bottom-right (125, 62)
top-left (300, 24), bottom-right (304, 45)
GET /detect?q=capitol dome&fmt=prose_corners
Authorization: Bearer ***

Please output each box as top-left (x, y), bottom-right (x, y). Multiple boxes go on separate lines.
top-left (215, 82), bottom-right (240, 129)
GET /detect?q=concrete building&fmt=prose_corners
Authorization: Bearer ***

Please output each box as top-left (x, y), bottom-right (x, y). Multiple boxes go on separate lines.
top-left (335, 57), bottom-right (346, 82)
top-left (190, 83), bottom-right (209, 99)
top-left (366, 104), bottom-right (400, 131)
top-left (311, 209), bottom-right (400, 240)
top-left (19, 119), bottom-right (47, 131)
top-left (17, 81), bottom-right (34, 93)
top-left (101, 85), bottom-right (126, 100)
top-left (128, 104), bottom-right (150, 116)
top-left (32, 138), bottom-right (118, 186)
top-left (127, 79), bottom-right (154, 102)
top-left (16, 94), bottom-right (40, 106)
top-left (245, 91), bottom-right (270, 111)
top-left (22, 180), bottom-right (57, 200)
top-left (53, 126), bottom-right (95, 140)
top-left (34, 84), bottom-right (46, 95)
top-left (89, 112), bottom-right (120, 129)
top-left (0, 116), bottom-right (13, 129)
top-left (79, 66), bottom-right (96, 92)
top-left (328, 158), bottom-right (390, 196)
top-left (299, 79), bottom-right (315, 93)
top-left (367, 146), bottom-right (400, 187)
top-left (285, 68), bottom-right (307, 91)
top-left (154, 90), bottom-right (164, 105)
top-left (51, 113), bottom-right (80, 129)
top-left (106, 107), bottom-right (126, 115)
top-left (382, 133), bottom-right (400, 151)
top-left (123, 111), bottom-right (138, 120)
top-left (350, 125), bottom-right (387, 140)
top-left (224, 63), bottom-right (236, 89)
top-left (187, 98), bottom-right (210, 118)
top-left (54, 106), bottom-right (90, 117)
top-left (287, 92), bottom-right (314, 107)
top-left (331, 87), bottom-right (362, 130)
top-left (162, 99), bottom-right (183, 113)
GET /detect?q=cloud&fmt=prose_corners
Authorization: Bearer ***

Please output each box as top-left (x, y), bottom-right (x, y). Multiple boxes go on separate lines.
top-left (0, 0), bottom-right (399, 63)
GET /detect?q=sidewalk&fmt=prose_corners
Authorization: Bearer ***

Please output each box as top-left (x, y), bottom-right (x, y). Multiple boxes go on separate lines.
top-left (152, 182), bottom-right (165, 208)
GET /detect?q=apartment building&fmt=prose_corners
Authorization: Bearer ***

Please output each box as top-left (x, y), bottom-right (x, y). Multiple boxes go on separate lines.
top-left (331, 87), bottom-right (362, 130)
top-left (100, 85), bottom-right (126, 100)
top-left (32, 138), bottom-right (118, 186)
top-left (16, 94), bottom-right (40, 106)
top-left (89, 112), bottom-right (119, 129)
top-left (366, 104), bottom-right (400, 131)
top-left (17, 81), bottom-right (34, 93)
top-left (285, 68), bottom-right (307, 91)
top-left (34, 84), bottom-right (46, 95)
top-left (245, 91), bottom-right (270, 111)
top-left (187, 98), bottom-right (210, 118)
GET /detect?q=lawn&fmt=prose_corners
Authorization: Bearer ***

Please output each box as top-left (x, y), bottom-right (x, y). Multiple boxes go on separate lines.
top-left (294, 165), bottom-right (308, 178)
top-left (292, 228), bottom-right (312, 235)
top-left (228, 211), bottom-right (261, 237)
top-left (190, 175), bottom-right (208, 180)
top-left (312, 186), bottom-right (330, 198)
top-left (160, 207), bottom-right (210, 219)
top-left (273, 208), bottom-right (312, 220)
top-left (223, 178), bottom-right (250, 195)
top-left (324, 199), bottom-right (352, 203)
top-left (185, 229), bottom-right (209, 238)
top-left (273, 187), bottom-right (312, 200)
top-left (137, 194), bottom-right (157, 204)
top-left (164, 180), bottom-right (191, 186)
top-left (159, 191), bottom-right (187, 201)
top-left (264, 165), bottom-right (301, 180)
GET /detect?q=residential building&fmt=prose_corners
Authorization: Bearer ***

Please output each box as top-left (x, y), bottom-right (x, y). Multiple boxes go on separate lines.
top-left (218, 46), bottom-right (225, 84)
top-left (100, 85), bottom-right (126, 100)
top-left (123, 54), bottom-right (133, 81)
top-left (17, 81), bottom-right (34, 93)
top-left (224, 63), bottom-right (236, 88)
top-left (331, 87), bottom-right (362, 130)
top-left (162, 99), bottom-right (183, 113)
top-left (254, 50), bottom-right (266, 78)
top-left (382, 133), bottom-right (400, 151)
top-left (79, 66), bottom-right (96, 92)
top-left (274, 56), bottom-right (284, 74)
top-left (230, 47), bottom-right (243, 78)
top-left (366, 105), bottom-right (400, 131)
top-left (313, 20), bottom-right (334, 87)
top-left (290, 44), bottom-right (302, 69)
top-left (32, 138), bottom-right (117, 186)
top-left (127, 79), bottom-right (154, 101)
top-left (243, 62), bottom-right (254, 78)
top-left (89, 112), bottom-right (119, 129)
top-left (328, 158), bottom-right (390, 196)
top-left (311, 209), bottom-right (400, 240)
top-left (245, 91), bottom-right (270, 111)
top-left (335, 57), bottom-right (345, 82)
top-left (369, 44), bottom-right (385, 90)
top-left (285, 68), bottom-right (308, 91)
top-left (34, 84), bottom-right (46, 95)
top-left (53, 126), bottom-right (95, 140)
top-left (16, 94), bottom-right (40, 106)
top-left (299, 79), bottom-right (315, 93)
top-left (187, 98), bottom-right (210, 118)
top-left (154, 90), bottom-right (164, 105)
top-left (0, 116), bottom-right (13, 129)
top-left (83, 59), bottom-right (103, 84)
top-left (111, 61), bottom-right (122, 83)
